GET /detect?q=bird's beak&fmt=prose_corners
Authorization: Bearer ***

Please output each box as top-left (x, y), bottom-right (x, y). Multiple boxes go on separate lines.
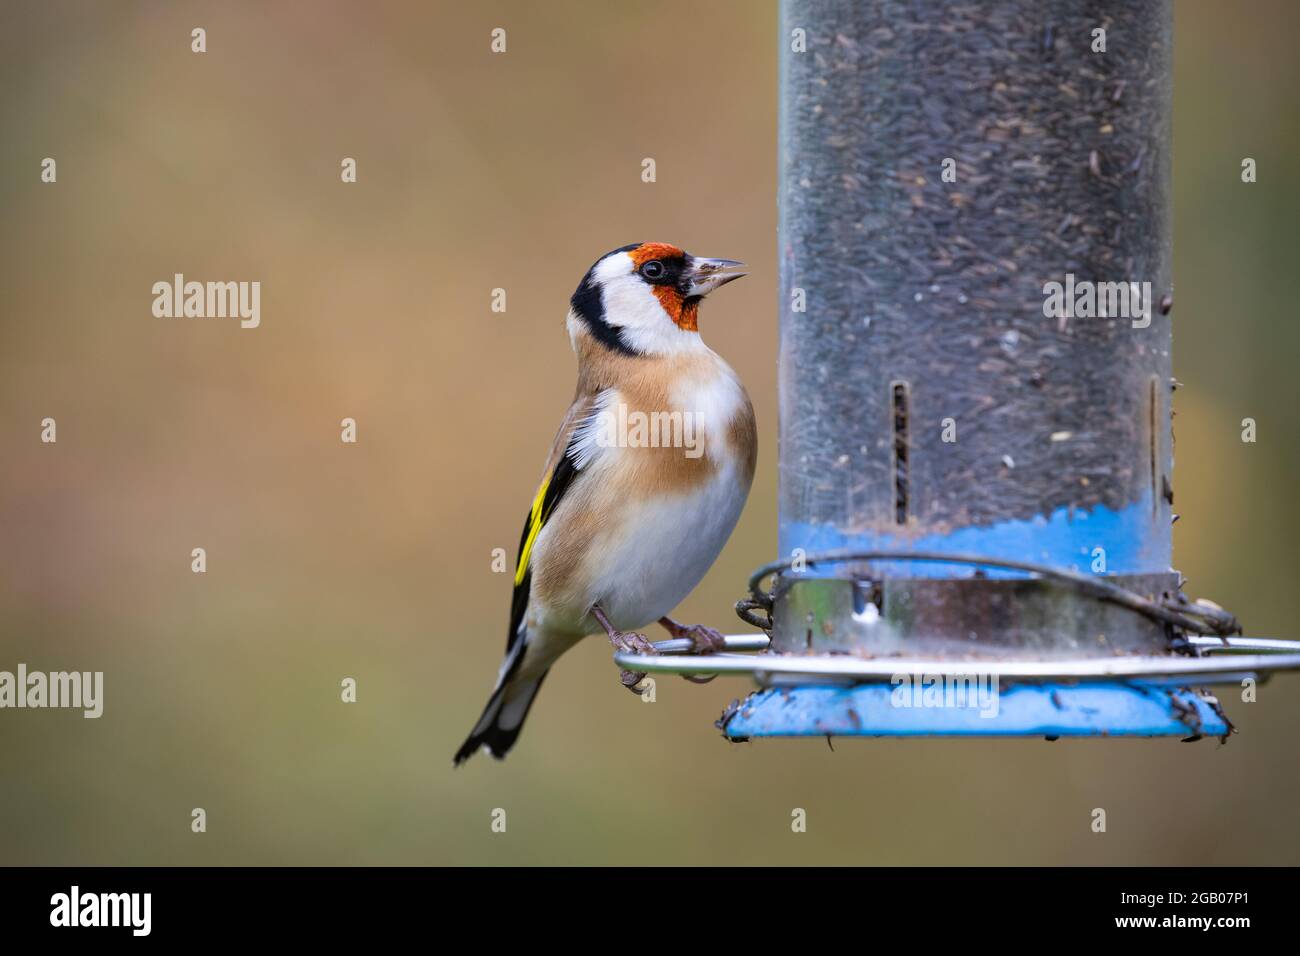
top-left (685, 257), bottom-right (747, 297)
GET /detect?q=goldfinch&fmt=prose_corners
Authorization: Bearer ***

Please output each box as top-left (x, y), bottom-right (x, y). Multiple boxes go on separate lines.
top-left (454, 242), bottom-right (756, 764)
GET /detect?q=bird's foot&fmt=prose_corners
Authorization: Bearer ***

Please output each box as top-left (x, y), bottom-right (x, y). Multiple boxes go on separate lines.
top-left (609, 631), bottom-right (658, 694)
top-left (659, 617), bottom-right (728, 654)
top-left (590, 606), bottom-right (659, 694)
top-left (609, 629), bottom-right (659, 657)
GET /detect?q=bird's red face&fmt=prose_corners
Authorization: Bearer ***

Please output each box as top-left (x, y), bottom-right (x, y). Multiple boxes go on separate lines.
top-left (627, 243), bottom-right (697, 331)
top-left (571, 242), bottom-right (746, 355)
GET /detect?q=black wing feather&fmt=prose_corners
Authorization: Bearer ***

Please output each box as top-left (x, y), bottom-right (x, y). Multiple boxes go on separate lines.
top-left (505, 445), bottom-right (582, 656)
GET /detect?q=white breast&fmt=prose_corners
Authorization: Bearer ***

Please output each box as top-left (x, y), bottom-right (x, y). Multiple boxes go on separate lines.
top-left (584, 458), bottom-right (749, 632)
top-left (671, 358), bottom-right (747, 436)
top-left (582, 360), bottom-right (750, 630)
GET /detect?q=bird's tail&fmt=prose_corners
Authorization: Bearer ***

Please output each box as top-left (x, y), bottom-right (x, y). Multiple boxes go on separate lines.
top-left (453, 669), bottom-right (550, 766)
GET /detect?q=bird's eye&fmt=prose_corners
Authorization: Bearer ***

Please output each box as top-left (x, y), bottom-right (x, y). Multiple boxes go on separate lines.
top-left (640, 260), bottom-right (665, 280)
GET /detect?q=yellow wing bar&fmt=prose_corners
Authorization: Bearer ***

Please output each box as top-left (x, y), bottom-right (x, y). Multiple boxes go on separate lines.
top-left (515, 471), bottom-right (552, 586)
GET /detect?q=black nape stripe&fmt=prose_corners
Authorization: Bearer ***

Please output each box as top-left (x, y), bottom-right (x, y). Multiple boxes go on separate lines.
top-left (569, 245), bottom-right (642, 357)
top-left (571, 274), bottom-right (637, 355)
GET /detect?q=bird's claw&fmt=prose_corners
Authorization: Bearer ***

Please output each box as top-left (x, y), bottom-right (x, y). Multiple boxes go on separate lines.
top-left (662, 621), bottom-right (727, 654)
top-left (614, 631), bottom-right (659, 656)
top-left (686, 625), bottom-right (727, 654)
top-left (681, 672), bottom-right (718, 684)
top-left (610, 630), bottom-right (657, 694)
top-left (655, 619), bottom-right (726, 682)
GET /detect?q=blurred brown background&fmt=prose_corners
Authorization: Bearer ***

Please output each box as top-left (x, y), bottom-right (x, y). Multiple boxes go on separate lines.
top-left (1, 0), bottom-right (1297, 865)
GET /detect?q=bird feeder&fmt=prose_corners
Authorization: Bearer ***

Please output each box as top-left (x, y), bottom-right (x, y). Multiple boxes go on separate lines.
top-left (613, 0), bottom-right (1300, 738)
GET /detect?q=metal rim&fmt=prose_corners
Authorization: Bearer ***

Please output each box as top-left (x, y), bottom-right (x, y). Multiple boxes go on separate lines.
top-left (613, 634), bottom-right (1300, 686)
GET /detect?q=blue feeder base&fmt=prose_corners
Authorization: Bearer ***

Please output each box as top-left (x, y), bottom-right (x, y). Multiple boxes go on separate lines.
top-left (722, 682), bottom-right (1229, 739)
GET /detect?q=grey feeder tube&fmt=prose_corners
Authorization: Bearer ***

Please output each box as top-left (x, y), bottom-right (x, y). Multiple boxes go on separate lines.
top-left (778, 0), bottom-right (1173, 584)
